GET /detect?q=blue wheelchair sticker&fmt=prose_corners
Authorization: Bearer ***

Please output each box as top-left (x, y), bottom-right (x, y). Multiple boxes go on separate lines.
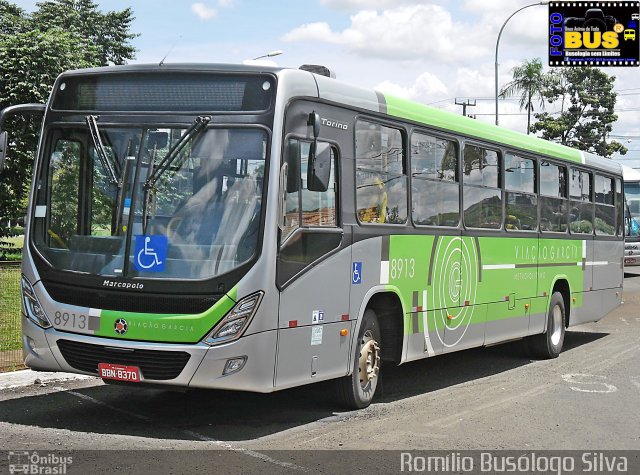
top-left (352, 262), bottom-right (362, 284)
top-left (134, 235), bottom-right (167, 272)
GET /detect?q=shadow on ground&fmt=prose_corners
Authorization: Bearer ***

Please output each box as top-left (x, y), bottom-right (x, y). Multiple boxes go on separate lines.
top-left (0, 330), bottom-right (608, 442)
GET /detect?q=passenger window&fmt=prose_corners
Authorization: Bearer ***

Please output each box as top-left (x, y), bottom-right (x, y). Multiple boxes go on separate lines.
top-left (594, 174), bottom-right (615, 236)
top-left (411, 132), bottom-right (459, 227)
top-left (463, 145), bottom-right (499, 188)
top-left (463, 144), bottom-right (501, 229)
top-left (504, 153), bottom-right (536, 231)
top-left (540, 162), bottom-right (568, 233)
top-left (540, 161), bottom-right (566, 198)
top-left (569, 168), bottom-right (593, 234)
top-left (355, 120), bottom-right (407, 224)
top-left (505, 153), bottom-right (534, 193)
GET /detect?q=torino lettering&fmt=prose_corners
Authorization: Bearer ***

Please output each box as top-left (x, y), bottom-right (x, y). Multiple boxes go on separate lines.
top-left (321, 117), bottom-right (348, 130)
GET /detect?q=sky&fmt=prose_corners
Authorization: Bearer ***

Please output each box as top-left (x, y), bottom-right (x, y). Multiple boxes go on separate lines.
top-left (11, 0), bottom-right (640, 162)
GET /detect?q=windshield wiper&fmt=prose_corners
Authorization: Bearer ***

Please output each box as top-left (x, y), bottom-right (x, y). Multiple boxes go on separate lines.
top-left (86, 115), bottom-right (120, 186)
top-left (143, 116), bottom-right (210, 191)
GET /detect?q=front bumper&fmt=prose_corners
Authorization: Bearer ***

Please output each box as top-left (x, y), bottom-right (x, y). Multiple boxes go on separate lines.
top-left (22, 315), bottom-right (278, 392)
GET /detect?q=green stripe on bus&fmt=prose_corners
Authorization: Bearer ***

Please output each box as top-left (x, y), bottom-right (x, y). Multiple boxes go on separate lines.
top-left (382, 94), bottom-right (583, 164)
top-left (97, 286), bottom-right (238, 343)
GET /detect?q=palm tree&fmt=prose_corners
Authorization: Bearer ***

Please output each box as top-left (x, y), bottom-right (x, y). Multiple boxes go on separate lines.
top-left (499, 58), bottom-right (547, 134)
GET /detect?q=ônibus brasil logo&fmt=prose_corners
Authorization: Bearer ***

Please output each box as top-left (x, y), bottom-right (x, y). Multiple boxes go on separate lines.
top-left (114, 318), bottom-right (128, 335)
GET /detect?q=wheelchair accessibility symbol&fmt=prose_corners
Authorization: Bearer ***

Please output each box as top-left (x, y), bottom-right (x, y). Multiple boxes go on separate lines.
top-left (134, 235), bottom-right (167, 272)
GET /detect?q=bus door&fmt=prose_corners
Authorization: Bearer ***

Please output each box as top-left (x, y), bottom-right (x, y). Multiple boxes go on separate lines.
top-left (274, 108), bottom-right (352, 388)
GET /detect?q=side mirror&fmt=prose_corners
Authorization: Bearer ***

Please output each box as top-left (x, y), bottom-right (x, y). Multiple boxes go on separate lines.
top-left (0, 103), bottom-right (46, 172)
top-left (308, 111), bottom-right (320, 139)
top-left (307, 141), bottom-right (331, 192)
top-left (0, 131), bottom-right (7, 172)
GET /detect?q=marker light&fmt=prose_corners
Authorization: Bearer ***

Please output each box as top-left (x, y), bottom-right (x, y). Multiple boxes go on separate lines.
top-left (21, 275), bottom-right (51, 328)
top-left (203, 292), bottom-right (263, 346)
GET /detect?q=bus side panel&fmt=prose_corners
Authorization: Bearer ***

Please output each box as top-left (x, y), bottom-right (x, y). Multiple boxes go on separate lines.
top-left (479, 236), bottom-right (538, 345)
top-left (527, 296), bottom-right (549, 336)
top-left (592, 239), bottom-right (624, 290)
top-left (275, 246), bottom-right (353, 389)
top-left (570, 289), bottom-right (622, 327)
top-left (349, 234), bottom-right (451, 362)
top-left (484, 301), bottom-right (530, 345)
top-left (537, 238), bottom-right (585, 318)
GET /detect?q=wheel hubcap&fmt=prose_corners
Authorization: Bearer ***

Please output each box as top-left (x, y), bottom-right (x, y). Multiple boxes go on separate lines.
top-left (358, 330), bottom-right (380, 389)
top-left (550, 304), bottom-right (563, 346)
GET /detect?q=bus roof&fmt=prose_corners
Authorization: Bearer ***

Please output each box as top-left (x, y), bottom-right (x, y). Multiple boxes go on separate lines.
top-left (621, 164), bottom-right (640, 181)
top-left (53, 63), bottom-right (622, 177)
top-left (310, 70), bottom-right (621, 176)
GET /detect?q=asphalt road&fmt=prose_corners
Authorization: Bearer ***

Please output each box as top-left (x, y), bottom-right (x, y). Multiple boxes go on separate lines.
top-left (1, 271), bottom-right (640, 473)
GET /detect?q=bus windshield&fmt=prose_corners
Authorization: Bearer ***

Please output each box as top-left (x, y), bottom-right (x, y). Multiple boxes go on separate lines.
top-left (625, 181), bottom-right (640, 219)
top-left (33, 125), bottom-right (267, 280)
top-left (625, 181), bottom-right (640, 238)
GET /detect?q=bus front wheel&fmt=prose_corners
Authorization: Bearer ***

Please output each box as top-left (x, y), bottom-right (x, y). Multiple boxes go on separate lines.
top-left (528, 291), bottom-right (565, 359)
top-left (336, 309), bottom-right (381, 409)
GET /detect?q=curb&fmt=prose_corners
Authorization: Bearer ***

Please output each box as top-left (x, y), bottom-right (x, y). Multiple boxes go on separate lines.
top-left (0, 369), bottom-right (95, 390)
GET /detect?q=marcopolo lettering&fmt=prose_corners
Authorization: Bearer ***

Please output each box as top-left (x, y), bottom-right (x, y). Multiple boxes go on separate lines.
top-left (102, 280), bottom-right (144, 290)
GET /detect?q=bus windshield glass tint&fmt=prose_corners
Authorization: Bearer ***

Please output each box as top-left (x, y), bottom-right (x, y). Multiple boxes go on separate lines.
top-left (32, 126), bottom-right (267, 280)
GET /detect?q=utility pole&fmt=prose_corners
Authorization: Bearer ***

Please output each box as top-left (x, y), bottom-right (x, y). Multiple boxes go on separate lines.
top-left (455, 98), bottom-right (476, 117)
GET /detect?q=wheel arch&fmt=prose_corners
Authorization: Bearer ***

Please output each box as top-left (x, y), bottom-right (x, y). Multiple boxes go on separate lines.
top-left (549, 277), bottom-right (571, 328)
top-left (353, 286), bottom-right (406, 366)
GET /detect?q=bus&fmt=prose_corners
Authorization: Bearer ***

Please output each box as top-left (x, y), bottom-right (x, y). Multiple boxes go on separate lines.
top-left (0, 64), bottom-right (624, 408)
top-left (622, 164), bottom-right (640, 265)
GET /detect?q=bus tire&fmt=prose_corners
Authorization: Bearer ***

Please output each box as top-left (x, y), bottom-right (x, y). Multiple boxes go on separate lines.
top-left (528, 291), bottom-right (565, 359)
top-left (335, 309), bottom-right (381, 409)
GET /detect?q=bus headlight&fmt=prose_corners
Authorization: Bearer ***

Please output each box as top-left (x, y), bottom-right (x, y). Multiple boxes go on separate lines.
top-left (203, 292), bottom-right (263, 345)
top-left (21, 275), bottom-right (51, 329)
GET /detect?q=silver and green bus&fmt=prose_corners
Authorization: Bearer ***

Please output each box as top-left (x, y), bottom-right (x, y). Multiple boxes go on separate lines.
top-left (0, 64), bottom-right (624, 408)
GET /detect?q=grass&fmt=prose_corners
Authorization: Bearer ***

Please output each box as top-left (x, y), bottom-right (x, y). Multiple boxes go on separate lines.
top-left (1, 234), bottom-right (24, 262)
top-left (0, 264), bottom-right (22, 352)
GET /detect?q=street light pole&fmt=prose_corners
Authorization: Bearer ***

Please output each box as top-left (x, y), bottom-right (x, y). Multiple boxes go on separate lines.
top-left (252, 50), bottom-right (283, 61)
top-left (495, 1), bottom-right (548, 126)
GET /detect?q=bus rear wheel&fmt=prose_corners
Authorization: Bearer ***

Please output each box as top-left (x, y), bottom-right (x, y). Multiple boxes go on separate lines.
top-left (528, 291), bottom-right (565, 359)
top-left (336, 309), bottom-right (381, 409)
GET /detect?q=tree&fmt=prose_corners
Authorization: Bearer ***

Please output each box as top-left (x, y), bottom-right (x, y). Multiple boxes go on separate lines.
top-left (531, 68), bottom-right (627, 158)
top-left (31, 0), bottom-right (137, 66)
top-left (499, 58), bottom-right (548, 135)
top-left (0, 0), bottom-right (137, 247)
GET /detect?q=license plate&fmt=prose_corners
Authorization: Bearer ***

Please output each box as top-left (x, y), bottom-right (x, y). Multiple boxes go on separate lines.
top-left (98, 363), bottom-right (140, 382)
